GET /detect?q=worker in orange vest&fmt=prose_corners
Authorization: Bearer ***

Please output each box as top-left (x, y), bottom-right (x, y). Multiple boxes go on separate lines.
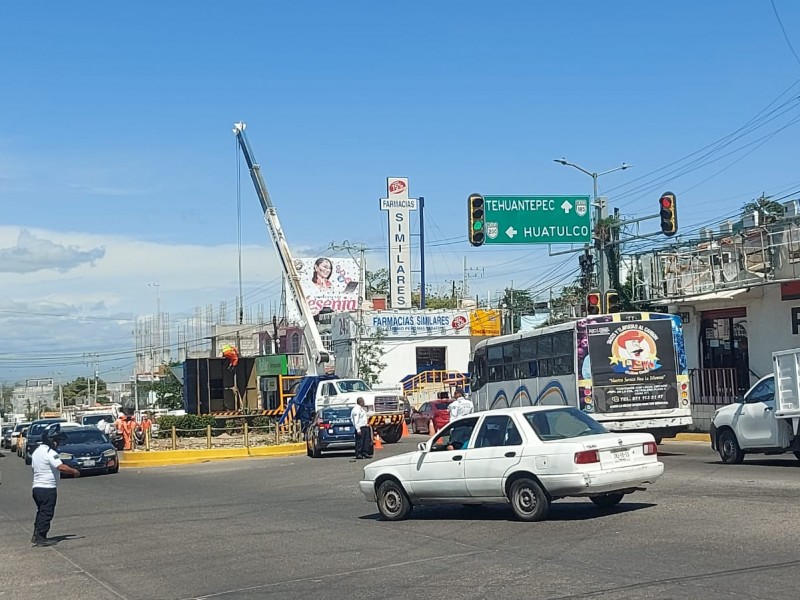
top-left (121, 414), bottom-right (135, 451)
top-left (140, 414), bottom-right (152, 433)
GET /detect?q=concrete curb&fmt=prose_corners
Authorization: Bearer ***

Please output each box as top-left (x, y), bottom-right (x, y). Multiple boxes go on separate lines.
top-left (665, 433), bottom-right (711, 443)
top-left (119, 443), bottom-right (307, 468)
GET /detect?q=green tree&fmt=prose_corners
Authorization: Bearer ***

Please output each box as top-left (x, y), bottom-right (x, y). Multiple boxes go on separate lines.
top-left (366, 269), bottom-right (389, 299)
top-left (137, 363), bottom-right (183, 410)
top-left (411, 290), bottom-right (460, 309)
top-left (357, 330), bottom-right (387, 387)
top-left (742, 194), bottom-right (785, 224)
top-left (56, 376), bottom-right (109, 406)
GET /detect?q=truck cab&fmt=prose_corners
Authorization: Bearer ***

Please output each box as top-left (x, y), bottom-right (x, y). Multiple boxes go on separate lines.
top-left (290, 375), bottom-right (406, 443)
top-left (711, 349), bottom-right (800, 463)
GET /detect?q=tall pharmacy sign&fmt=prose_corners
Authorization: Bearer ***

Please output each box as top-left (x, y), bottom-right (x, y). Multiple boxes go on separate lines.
top-left (380, 177), bottom-right (417, 308)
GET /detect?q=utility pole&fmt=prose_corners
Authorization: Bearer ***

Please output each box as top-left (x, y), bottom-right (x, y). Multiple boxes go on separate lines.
top-left (462, 258), bottom-right (484, 308)
top-left (328, 240), bottom-right (370, 378)
top-left (553, 159), bottom-right (632, 296)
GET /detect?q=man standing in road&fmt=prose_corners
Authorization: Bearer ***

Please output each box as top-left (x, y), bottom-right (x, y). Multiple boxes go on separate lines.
top-left (448, 387), bottom-right (474, 420)
top-left (31, 424), bottom-right (80, 546)
top-left (351, 397), bottom-right (370, 460)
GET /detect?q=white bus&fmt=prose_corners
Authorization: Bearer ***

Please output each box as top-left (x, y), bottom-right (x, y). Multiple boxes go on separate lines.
top-left (469, 311), bottom-right (692, 442)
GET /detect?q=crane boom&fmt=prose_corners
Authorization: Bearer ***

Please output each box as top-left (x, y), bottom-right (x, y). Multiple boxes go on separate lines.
top-left (232, 122), bottom-right (330, 374)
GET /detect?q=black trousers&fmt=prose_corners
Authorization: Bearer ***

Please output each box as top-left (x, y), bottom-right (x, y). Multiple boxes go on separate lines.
top-left (355, 426), bottom-right (372, 457)
top-left (32, 487), bottom-right (58, 538)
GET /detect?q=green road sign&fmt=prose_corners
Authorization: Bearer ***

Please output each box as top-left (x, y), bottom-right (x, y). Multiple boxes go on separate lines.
top-left (483, 195), bottom-right (592, 244)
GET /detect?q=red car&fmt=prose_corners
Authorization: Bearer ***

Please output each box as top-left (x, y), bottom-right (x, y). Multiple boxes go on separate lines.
top-left (410, 399), bottom-right (452, 434)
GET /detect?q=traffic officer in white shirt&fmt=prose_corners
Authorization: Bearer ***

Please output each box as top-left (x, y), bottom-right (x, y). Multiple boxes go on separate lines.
top-left (448, 387), bottom-right (474, 420)
top-left (31, 424), bottom-right (80, 546)
top-left (350, 397), bottom-right (371, 460)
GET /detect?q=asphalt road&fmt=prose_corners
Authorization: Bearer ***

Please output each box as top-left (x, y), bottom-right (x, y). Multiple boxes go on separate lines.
top-left (2, 437), bottom-right (800, 600)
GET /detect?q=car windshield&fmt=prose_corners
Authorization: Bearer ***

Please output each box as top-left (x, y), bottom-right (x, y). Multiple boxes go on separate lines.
top-left (523, 408), bottom-right (608, 441)
top-left (61, 430), bottom-right (108, 445)
top-left (29, 421), bottom-right (64, 436)
top-left (14, 423), bottom-right (29, 432)
top-left (82, 415), bottom-right (112, 425)
top-left (321, 408), bottom-right (353, 421)
top-left (336, 380), bottom-right (370, 393)
top-left (434, 402), bottom-right (450, 410)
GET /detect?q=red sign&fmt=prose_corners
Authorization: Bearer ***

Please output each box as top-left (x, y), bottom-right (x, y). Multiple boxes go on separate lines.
top-left (451, 315), bottom-right (467, 331)
top-left (389, 180), bottom-right (407, 195)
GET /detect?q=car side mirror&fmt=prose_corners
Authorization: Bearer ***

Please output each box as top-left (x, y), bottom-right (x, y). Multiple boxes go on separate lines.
top-left (736, 395), bottom-right (745, 404)
top-left (417, 442), bottom-right (427, 452)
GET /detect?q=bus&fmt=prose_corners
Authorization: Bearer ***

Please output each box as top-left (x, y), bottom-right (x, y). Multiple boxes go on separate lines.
top-left (468, 311), bottom-right (691, 442)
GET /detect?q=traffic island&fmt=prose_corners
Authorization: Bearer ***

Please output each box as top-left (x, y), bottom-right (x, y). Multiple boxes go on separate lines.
top-left (118, 443), bottom-right (307, 468)
top-left (665, 432), bottom-right (711, 443)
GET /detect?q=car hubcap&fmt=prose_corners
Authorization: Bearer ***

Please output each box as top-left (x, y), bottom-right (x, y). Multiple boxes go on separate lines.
top-left (518, 487), bottom-right (536, 513)
top-left (384, 490), bottom-right (401, 514)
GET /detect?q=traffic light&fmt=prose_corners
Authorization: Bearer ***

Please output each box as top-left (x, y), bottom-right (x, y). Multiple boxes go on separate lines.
top-left (586, 289), bottom-right (602, 315)
top-left (659, 191), bottom-right (678, 236)
top-left (605, 289), bottom-right (620, 313)
top-left (468, 193), bottom-right (485, 246)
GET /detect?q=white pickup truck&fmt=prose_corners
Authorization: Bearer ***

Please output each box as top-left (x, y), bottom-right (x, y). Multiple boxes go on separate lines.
top-left (711, 348), bottom-right (800, 464)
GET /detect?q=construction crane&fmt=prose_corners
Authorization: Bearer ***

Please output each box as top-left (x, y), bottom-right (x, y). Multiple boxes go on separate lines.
top-left (232, 122), bottom-right (330, 375)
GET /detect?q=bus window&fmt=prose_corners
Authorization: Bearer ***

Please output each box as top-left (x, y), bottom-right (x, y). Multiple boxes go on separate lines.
top-left (537, 335), bottom-right (553, 357)
top-left (489, 364), bottom-right (504, 382)
top-left (488, 344), bottom-right (503, 363)
top-left (553, 331), bottom-right (573, 355)
top-left (552, 355), bottom-right (573, 375)
top-left (538, 358), bottom-right (553, 377)
top-left (503, 343), bottom-right (519, 363)
top-left (520, 339), bottom-right (536, 360)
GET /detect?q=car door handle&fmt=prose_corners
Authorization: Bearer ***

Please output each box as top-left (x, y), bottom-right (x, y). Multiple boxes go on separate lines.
top-left (505, 451), bottom-right (516, 457)
top-left (452, 455), bottom-right (463, 461)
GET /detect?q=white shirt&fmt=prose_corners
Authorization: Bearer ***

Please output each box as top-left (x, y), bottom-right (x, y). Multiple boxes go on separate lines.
top-left (448, 397), bottom-right (474, 420)
top-left (351, 404), bottom-right (369, 429)
top-left (31, 444), bottom-right (63, 489)
top-left (97, 419), bottom-right (107, 432)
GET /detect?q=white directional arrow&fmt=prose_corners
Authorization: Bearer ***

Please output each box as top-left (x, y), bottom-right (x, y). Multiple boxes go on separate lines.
top-left (561, 200), bottom-right (573, 213)
top-left (506, 226), bottom-right (518, 239)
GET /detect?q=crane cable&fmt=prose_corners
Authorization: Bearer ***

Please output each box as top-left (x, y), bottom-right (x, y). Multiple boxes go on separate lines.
top-left (236, 138), bottom-right (244, 325)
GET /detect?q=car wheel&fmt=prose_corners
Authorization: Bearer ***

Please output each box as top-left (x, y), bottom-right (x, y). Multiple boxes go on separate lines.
top-left (309, 434), bottom-right (321, 459)
top-left (24, 451), bottom-right (32, 466)
top-left (509, 477), bottom-right (549, 522)
top-left (718, 429), bottom-right (744, 464)
top-left (377, 479), bottom-right (412, 521)
top-left (107, 465), bottom-right (119, 474)
top-left (590, 493), bottom-right (625, 508)
top-left (793, 451), bottom-right (800, 462)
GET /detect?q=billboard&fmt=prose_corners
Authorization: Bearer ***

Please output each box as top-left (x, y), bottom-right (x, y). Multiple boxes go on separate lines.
top-left (295, 257), bottom-right (361, 316)
top-left (585, 319), bottom-right (679, 413)
top-left (366, 310), bottom-right (471, 338)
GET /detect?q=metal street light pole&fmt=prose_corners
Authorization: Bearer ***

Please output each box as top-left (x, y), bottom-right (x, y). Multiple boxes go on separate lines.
top-left (553, 159), bottom-right (632, 295)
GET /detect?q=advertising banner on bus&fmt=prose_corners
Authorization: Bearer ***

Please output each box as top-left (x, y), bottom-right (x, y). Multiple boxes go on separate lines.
top-left (586, 319), bottom-right (679, 413)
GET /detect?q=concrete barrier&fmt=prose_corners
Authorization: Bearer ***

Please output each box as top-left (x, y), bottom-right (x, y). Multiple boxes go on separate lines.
top-left (119, 443), bottom-right (307, 468)
top-left (667, 432), bottom-right (711, 443)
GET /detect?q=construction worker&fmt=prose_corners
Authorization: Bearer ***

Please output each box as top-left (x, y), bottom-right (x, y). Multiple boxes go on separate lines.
top-left (120, 413), bottom-right (134, 451)
top-left (140, 413), bottom-right (153, 434)
top-left (31, 424), bottom-right (80, 546)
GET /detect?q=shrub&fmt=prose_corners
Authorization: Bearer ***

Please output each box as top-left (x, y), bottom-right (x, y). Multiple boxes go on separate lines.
top-left (156, 415), bottom-right (217, 438)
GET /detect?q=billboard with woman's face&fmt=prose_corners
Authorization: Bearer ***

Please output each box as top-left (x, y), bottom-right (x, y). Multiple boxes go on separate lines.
top-left (294, 257), bottom-right (361, 315)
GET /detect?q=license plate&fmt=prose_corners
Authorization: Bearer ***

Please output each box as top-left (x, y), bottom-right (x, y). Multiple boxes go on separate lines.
top-left (611, 449), bottom-right (630, 463)
top-left (82, 459), bottom-right (95, 467)
top-left (340, 426), bottom-right (351, 432)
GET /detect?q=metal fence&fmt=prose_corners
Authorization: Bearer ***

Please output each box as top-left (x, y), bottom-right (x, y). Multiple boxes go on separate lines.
top-left (689, 368), bottom-right (739, 406)
top-left (141, 421), bottom-right (304, 451)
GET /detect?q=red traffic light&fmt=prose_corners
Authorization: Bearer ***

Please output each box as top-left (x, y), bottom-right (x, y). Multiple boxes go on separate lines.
top-left (660, 196), bottom-right (672, 209)
top-left (587, 294), bottom-right (600, 305)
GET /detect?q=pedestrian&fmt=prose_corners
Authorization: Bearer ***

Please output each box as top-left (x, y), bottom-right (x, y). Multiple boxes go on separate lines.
top-left (31, 424), bottom-right (80, 547)
top-left (351, 397), bottom-right (370, 460)
top-left (448, 387), bottom-right (474, 421)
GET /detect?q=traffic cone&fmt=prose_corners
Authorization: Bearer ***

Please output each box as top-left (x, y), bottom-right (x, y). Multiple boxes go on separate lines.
top-left (402, 420), bottom-right (409, 438)
top-left (374, 433), bottom-right (383, 450)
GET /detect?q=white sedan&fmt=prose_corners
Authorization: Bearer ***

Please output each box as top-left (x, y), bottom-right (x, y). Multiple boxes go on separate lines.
top-left (359, 406), bottom-right (664, 521)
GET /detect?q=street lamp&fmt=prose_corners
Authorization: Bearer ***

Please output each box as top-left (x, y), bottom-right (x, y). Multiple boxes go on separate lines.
top-left (553, 158), bottom-right (632, 295)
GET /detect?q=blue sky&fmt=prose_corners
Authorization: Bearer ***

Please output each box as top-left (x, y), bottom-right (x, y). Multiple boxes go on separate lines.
top-left (2, 1), bottom-right (800, 382)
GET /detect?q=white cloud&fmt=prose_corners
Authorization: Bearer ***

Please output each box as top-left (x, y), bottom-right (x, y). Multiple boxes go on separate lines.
top-left (0, 229), bottom-right (105, 273)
